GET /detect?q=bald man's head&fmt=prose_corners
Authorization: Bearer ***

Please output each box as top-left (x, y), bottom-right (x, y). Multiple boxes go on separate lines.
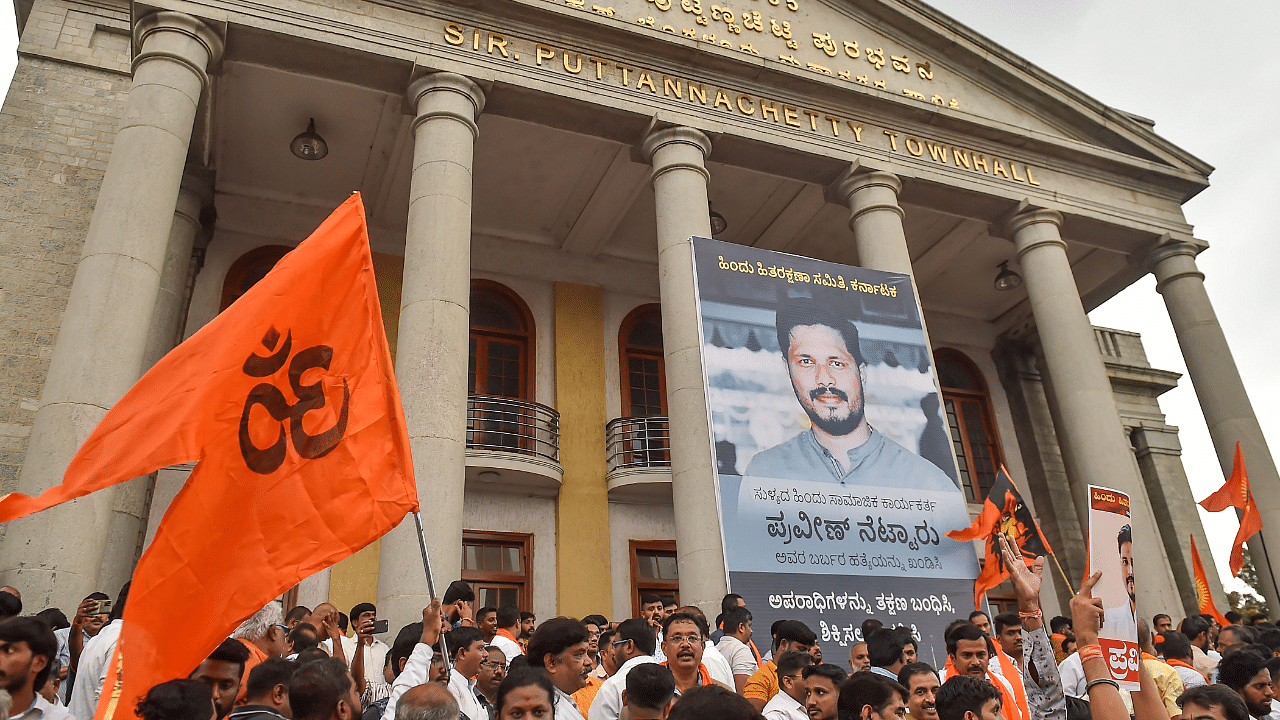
top-left (395, 684), bottom-right (458, 720)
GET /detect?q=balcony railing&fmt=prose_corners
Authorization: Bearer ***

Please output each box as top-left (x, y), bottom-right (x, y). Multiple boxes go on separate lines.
top-left (466, 395), bottom-right (560, 464)
top-left (606, 416), bottom-right (671, 474)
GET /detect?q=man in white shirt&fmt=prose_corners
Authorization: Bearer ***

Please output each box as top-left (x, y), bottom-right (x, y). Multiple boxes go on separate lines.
top-left (442, 626), bottom-right (488, 720)
top-left (313, 604), bottom-right (357, 667)
top-left (490, 606), bottom-right (524, 667)
top-left (1, 618), bottom-right (74, 720)
top-left (346, 603), bottom-right (390, 698)
top-left (761, 651), bottom-right (812, 720)
top-left (53, 594), bottom-right (110, 706)
top-left (717, 607), bottom-right (758, 693)
top-left (68, 579), bottom-right (128, 720)
top-left (527, 618), bottom-right (591, 720)
top-left (589, 618), bottom-right (659, 720)
top-left (671, 607), bottom-right (733, 688)
top-left (380, 601), bottom-right (443, 720)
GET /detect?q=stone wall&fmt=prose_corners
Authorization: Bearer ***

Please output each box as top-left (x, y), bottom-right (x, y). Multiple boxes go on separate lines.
top-left (0, 0), bottom-right (130, 491)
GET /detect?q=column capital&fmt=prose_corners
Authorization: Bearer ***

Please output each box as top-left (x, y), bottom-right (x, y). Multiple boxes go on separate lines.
top-left (640, 126), bottom-right (712, 182)
top-left (132, 12), bottom-right (224, 89)
top-left (1001, 208), bottom-right (1064, 256)
top-left (408, 72), bottom-right (486, 140)
top-left (1147, 240), bottom-right (1205, 292)
top-left (833, 169), bottom-right (904, 223)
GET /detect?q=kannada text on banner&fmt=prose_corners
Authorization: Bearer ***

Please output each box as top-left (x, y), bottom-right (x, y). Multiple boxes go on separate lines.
top-left (690, 237), bottom-right (980, 660)
top-left (1089, 484), bottom-right (1140, 690)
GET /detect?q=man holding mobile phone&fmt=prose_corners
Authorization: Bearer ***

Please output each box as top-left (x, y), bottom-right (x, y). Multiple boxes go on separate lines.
top-left (349, 603), bottom-right (391, 708)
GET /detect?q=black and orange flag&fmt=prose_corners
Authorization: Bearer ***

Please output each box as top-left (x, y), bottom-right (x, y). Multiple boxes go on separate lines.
top-left (947, 466), bottom-right (1051, 611)
top-left (1190, 535), bottom-right (1230, 627)
top-left (1198, 442), bottom-right (1264, 576)
top-left (0, 194), bottom-right (418, 720)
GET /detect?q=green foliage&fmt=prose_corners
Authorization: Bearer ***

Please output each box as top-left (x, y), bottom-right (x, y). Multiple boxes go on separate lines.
top-left (1229, 548), bottom-right (1270, 618)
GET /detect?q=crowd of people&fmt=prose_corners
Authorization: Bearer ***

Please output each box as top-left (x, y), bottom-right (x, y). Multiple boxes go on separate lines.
top-left (0, 540), bottom-right (1275, 720)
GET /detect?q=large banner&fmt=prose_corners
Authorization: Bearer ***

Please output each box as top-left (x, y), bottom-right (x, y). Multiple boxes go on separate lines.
top-left (690, 237), bottom-right (979, 665)
top-left (1089, 485), bottom-right (1140, 689)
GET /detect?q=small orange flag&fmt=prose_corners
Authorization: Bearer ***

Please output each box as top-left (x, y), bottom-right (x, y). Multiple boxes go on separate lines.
top-left (0, 194), bottom-right (418, 720)
top-left (1190, 535), bottom-right (1229, 627)
top-left (1200, 442), bottom-right (1250, 513)
top-left (947, 467), bottom-right (1051, 611)
top-left (1197, 442), bottom-right (1264, 576)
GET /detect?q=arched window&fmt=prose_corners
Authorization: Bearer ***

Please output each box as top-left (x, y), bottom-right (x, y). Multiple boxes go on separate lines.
top-left (220, 245), bottom-right (292, 311)
top-left (619, 304), bottom-right (666, 417)
top-left (934, 349), bottom-right (1004, 504)
top-left (469, 281), bottom-right (534, 400)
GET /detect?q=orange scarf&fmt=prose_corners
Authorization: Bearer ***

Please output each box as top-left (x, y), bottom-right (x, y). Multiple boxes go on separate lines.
top-left (748, 639), bottom-right (763, 668)
top-left (944, 656), bottom-right (1026, 720)
top-left (496, 628), bottom-right (519, 644)
top-left (662, 661), bottom-right (713, 689)
top-left (994, 650), bottom-right (1030, 720)
top-left (1165, 657), bottom-right (1208, 680)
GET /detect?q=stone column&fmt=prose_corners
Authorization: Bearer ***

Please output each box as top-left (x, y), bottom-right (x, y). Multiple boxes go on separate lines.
top-left (97, 168), bottom-right (213, 595)
top-left (640, 126), bottom-right (727, 615)
top-left (1003, 209), bottom-right (1182, 613)
top-left (835, 170), bottom-right (915, 275)
top-left (1150, 240), bottom-right (1280, 611)
top-left (0, 11), bottom-right (222, 611)
top-left (377, 73), bottom-right (484, 628)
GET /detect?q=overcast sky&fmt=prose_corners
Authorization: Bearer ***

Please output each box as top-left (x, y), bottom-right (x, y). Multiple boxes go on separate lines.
top-left (0, 1), bottom-right (1276, 595)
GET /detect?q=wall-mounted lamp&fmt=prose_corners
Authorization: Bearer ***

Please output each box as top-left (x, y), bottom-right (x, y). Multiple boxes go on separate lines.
top-left (290, 118), bottom-right (328, 160)
top-left (709, 202), bottom-right (728, 236)
top-left (993, 260), bottom-right (1023, 291)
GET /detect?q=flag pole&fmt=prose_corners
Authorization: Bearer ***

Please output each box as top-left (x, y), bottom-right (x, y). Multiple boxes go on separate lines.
top-left (412, 511), bottom-right (452, 678)
top-left (1048, 552), bottom-right (1075, 595)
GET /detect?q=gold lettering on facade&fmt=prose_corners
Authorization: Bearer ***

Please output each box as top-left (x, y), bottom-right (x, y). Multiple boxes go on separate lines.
top-left (438, 20), bottom-right (1049, 190)
top-left (803, 108), bottom-right (820, 131)
top-left (444, 22), bottom-right (465, 45)
top-left (487, 33), bottom-right (510, 57)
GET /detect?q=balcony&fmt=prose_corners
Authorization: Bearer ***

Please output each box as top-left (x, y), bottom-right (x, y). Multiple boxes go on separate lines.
top-left (465, 395), bottom-right (562, 497)
top-left (605, 416), bottom-right (673, 504)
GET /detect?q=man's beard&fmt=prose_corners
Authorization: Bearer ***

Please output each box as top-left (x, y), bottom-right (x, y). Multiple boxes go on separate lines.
top-left (801, 386), bottom-right (864, 436)
top-left (1127, 578), bottom-right (1135, 604)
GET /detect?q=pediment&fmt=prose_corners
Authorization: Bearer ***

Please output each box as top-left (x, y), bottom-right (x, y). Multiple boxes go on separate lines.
top-left (525, 0), bottom-right (1210, 179)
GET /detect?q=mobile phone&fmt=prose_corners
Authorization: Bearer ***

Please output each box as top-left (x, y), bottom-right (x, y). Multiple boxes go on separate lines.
top-left (371, 619), bottom-right (389, 634)
top-left (92, 600), bottom-right (113, 615)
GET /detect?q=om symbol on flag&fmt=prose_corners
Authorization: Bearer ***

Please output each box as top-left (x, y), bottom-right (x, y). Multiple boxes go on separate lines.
top-left (237, 326), bottom-right (350, 474)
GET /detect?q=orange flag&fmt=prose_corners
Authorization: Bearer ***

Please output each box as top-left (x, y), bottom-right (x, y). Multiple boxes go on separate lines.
top-left (0, 194), bottom-right (418, 719)
top-left (1200, 442), bottom-right (1250, 513)
top-left (947, 467), bottom-right (1051, 610)
top-left (1197, 442), bottom-right (1264, 576)
top-left (1190, 535), bottom-right (1229, 627)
